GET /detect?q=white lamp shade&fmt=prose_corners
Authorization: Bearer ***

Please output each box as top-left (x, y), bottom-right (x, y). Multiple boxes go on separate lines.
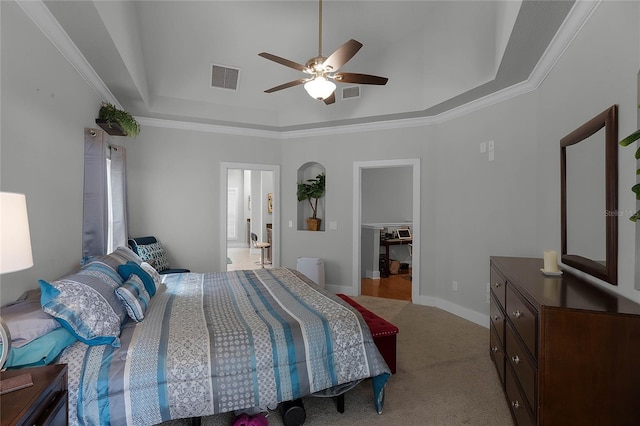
top-left (0, 192), bottom-right (34, 274)
top-left (304, 76), bottom-right (336, 100)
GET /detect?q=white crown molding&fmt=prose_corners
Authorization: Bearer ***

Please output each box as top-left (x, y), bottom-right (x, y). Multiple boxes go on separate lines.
top-left (135, 117), bottom-right (278, 139)
top-left (528, 0), bottom-right (601, 90)
top-left (16, 0), bottom-right (121, 108)
top-left (20, 0), bottom-right (599, 139)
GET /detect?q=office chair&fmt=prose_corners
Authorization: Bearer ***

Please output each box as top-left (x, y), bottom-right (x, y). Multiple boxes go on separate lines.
top-left (251, 232), bottom-right (271, 268)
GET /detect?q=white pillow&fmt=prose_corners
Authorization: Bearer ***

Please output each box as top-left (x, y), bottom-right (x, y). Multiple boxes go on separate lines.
top-left (140, 261), bottom-right (162, 291)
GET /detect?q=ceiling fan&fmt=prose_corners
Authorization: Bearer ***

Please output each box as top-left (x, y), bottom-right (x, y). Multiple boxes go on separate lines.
top-left (258, 0), bottom-right (388, 105)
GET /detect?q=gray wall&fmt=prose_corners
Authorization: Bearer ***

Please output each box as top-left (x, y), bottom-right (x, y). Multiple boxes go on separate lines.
top-left (1, 1), bottom-right (639, 323)
top-left (535, 0), bottom-right (638, 302)
top-left (122, 125), bottom-right (281, 274)
top-left (0, 1), bottom-right (103, 303)
top-left (361, 167), bottom-right (413, 224)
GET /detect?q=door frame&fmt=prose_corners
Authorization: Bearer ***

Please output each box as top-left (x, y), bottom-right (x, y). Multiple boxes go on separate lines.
top-left (220, 162), bottom-right (280, 271)
top-left (352, 159), bottom-right (420, 302)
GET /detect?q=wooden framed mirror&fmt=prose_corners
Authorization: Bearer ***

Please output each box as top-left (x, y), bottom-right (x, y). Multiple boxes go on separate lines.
top-left (561, 105), bottom-right (618, 285)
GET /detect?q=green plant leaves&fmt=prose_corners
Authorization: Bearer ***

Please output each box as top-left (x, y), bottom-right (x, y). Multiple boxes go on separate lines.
top-left (98, 102), bottom-right (141, 137)
top-left (619, 106), bottom-right (640, 222)
top-left (619, 129), bottom-right (640, 147)
top-left (296, 173), bottom-right (325, 219)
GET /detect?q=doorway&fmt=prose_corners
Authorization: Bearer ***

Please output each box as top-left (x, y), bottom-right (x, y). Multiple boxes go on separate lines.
top-left (352, 159), bottom-right (420, 302)
top-left (220, 162), bottom-right (280, 271)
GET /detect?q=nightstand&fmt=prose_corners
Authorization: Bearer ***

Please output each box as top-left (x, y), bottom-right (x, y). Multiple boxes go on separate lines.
top-left (0, 364), bottom-right (68, 426)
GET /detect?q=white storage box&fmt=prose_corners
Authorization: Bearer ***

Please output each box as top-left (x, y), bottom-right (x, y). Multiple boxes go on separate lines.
top-left (296, 257), bottom-right (325, 288)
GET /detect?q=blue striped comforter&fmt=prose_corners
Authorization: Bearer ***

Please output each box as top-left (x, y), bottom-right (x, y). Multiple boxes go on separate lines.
top-left (60, 268), bottom-right (390, 425)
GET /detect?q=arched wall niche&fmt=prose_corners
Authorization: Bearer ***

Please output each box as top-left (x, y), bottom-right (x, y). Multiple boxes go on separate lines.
top-left (297, 162), bottom-right (326, 231)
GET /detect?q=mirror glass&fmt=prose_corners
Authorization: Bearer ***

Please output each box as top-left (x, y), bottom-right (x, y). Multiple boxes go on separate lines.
top-left (561, 105), bottom-right (618, 285)
top-left (565, 128), bottom-right (606, 261)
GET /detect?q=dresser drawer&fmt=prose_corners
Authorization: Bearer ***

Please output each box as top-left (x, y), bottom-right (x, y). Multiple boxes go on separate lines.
top-left (37, 390), bottom-right (67, 426)
top-left (490, 266), bottom-right (507, 308)
top-left (490, 323), bottom-right (505, 385)
top-left (506, 284), bottom-right (537, 359)
top-left (506, 323), bottom-right (537, 412)
top-left (506, 364), bottom-right (535, 426)
top-left (490, 295), bottom-right (505, 346)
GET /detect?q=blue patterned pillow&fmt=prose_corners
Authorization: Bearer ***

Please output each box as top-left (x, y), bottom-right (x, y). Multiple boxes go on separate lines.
top-left (39, 261), bottom-right (126, 347)
top-left (135, 242), bottom-right (170, 272)
top-left (115, 275), bottom-right (150, 322)
top-left (118, 261), bottom-right (156, 297)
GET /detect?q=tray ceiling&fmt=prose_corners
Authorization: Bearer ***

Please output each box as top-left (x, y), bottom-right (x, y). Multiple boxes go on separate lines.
top-left (40, 0), bottom-right (576, 132)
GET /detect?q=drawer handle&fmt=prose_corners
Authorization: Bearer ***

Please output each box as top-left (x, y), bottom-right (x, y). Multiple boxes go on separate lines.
top-left (492, 315), bottom-right (500, 321)
top-left (511, 355), bottom-right (520, 365)
top-left (512, 310), bottom-right (523, 319)
top-left (512, 400), bottom-right (521, 409)
top-left (491, 346), bottom-right (499, 353)
top-left (493, 282), bottom-right (501, 288)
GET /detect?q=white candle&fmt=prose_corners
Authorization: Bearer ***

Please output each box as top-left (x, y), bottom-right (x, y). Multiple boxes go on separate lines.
top-left (543, 250), bottom-right (558, 272)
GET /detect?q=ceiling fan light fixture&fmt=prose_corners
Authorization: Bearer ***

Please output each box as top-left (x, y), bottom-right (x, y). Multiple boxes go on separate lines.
top-left (304, 76), bottom-right (336, 100)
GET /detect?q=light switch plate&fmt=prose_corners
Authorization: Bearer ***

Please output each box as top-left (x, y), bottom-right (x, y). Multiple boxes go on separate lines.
top-left (329, 221), bottom-right (338, 230)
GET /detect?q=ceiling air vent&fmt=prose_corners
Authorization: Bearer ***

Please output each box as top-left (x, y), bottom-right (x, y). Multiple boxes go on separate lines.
top-left (342, 86), bottom-right (360, 100)
top-left (211, 64), bottom-right (240, 90)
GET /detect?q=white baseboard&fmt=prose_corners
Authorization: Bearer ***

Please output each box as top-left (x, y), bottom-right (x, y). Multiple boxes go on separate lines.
top-left (365, 269), bottom-right (380, 279)
top-left (415, 294), bottom-right (489, 328)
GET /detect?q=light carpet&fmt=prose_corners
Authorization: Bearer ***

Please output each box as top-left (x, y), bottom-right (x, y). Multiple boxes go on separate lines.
top-left (161, 296), bottom-right (513, 426)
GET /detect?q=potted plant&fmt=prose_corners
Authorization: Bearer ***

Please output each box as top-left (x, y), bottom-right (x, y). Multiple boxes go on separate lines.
top-left (619, 103), bottom-right (640, 222)
top-left (297, 172), bottom-right (325, 231)
top-left (96, 102), bottom-right (141, 137)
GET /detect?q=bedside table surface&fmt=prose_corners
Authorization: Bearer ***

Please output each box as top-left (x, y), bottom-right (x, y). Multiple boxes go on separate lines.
top-left (1, 364), bottom-right (68, 426)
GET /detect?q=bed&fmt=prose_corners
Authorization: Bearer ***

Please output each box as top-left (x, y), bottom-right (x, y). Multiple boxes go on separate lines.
top-left (51, 266), bottom-right (390, 425)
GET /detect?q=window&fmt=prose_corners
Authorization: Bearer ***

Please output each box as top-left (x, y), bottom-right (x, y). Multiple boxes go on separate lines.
top-left (82, 128), bottom-right (127, 258)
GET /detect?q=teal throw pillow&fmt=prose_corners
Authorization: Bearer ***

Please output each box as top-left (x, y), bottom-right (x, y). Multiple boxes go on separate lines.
top-left (118, 261), bottom-right (156, 297)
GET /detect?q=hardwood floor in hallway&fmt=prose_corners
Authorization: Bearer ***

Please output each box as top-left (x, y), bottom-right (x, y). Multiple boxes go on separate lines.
top-left (361, 271), bottom-right (412, 301)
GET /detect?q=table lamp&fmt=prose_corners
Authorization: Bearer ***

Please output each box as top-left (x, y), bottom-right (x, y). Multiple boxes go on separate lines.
top-left (0, 192), bottom-right (34, 394)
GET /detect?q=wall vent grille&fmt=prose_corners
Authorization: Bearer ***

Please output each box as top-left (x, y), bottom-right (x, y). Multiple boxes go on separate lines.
top-left (211, 64), bottom-right (240, 90)
top-left (342, 86), bottom-right (360, 100)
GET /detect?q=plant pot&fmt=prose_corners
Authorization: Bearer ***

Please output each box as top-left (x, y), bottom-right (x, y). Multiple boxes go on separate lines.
top-left (95, 119), bottom-right (127, 136)
top-left (306, 218), bottom-right (321, 231)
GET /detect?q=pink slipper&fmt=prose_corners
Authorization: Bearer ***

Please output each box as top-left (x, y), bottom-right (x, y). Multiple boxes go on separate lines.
top-left (248, 413), bottom-right (269, 426)
top-left (232, 413), bottom-right (251, 426)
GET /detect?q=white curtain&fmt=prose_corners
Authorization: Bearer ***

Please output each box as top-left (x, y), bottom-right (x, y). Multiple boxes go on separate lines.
top-left (82, 128), bottom-right (128, 258)
top-left (108, 145), bottom-right (127, 251)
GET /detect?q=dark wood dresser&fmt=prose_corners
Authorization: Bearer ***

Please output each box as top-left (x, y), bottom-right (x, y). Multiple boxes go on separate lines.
top-left (489, 257), bottom-right (640, 426)
top-left (0, 364), bottom-right (68, 426)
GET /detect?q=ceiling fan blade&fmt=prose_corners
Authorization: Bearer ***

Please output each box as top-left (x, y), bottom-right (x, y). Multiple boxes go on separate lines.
top-left (333, 72), bottom-right (388, 85)
top-left (323, 39), bottom-right (363, 71)
top-left (258, 52), bottom-right (308, 73)
top-left (264, 79), bottom-right (307, 93)
top-left (323, 92), bottom-right (336, 105)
